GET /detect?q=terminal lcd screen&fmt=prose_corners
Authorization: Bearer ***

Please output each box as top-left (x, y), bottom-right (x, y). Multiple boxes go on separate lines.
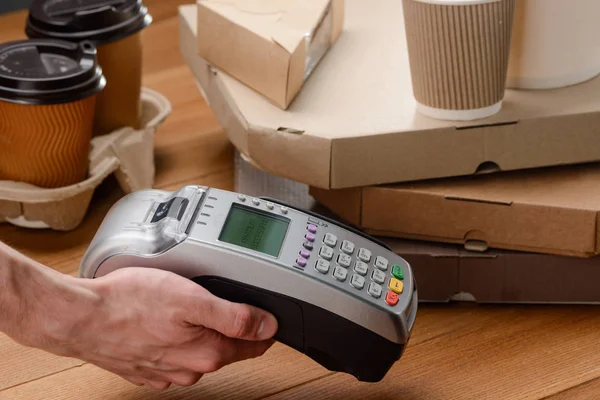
top-left (219, 204), bottom-right (289, 257)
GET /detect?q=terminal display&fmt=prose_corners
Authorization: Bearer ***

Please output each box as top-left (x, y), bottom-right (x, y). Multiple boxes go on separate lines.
top-left (218, 204), bottom-right (289, 257)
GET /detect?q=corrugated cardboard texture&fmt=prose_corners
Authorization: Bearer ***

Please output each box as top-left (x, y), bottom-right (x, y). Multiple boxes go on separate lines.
top-left (385, 237), bottom-right (600, 304)
top-left (403, 0), bottom-right (514, 110)
top-left (311, 164), bottom-right (600, 257)
top-left (196, 0), bottom-right (343, 109)
top-left (0, 97), bottom-right (96, 188)
top-left (0, 88), bottom-right (171, 231)
top-left (180, 2), bottom-right (600, 190)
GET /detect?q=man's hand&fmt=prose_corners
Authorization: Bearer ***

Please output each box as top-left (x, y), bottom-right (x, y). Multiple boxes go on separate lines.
top-left (22, 267), bottom-right (279, 390)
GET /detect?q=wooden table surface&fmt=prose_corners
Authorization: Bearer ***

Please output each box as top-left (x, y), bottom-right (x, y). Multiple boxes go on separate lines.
top-left (1, 3), bottom-right (600, 399)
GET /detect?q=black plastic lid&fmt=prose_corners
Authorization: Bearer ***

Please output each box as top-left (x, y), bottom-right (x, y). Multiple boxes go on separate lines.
top-left (0, 39), bottom-right (106, 105)
top-left (25, 0), bottom-right (152, 45)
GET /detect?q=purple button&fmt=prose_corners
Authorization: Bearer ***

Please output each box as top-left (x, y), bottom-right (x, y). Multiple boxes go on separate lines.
top-left (300, 249), bottom-right (311, 259)
top-left (307, 224), bottom-right (318, 234)
top-left (305, 232), bottom-right (316, 242)
top-left (296, 257), bottom-right (307, 267)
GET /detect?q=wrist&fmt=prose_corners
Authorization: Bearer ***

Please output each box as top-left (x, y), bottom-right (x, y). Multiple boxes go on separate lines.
top-left (0, 244), bottom-right (101, 353)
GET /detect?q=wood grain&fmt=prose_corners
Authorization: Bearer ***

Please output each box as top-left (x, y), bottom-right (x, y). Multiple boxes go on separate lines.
top-left (545, 378), bottom-right (600, 400)
top-left (0, 305), bottom-right (469, 400)
top-left (2, 1), bottom-right (600, 399)
top-left (265, 305), bottom-right (600, 400)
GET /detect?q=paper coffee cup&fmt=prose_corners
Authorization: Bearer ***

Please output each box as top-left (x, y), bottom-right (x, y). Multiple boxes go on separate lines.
top-left (0, 39), bottom-right (106, 188)
top-left (507, 0), bottom-right (600, 89)
top-left (25, 0), bottom-right (152, 136)
top-left (402, 0), bottom-right (515, 121)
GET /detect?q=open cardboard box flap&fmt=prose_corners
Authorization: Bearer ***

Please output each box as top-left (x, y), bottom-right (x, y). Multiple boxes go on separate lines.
top-left (181, 2), bottom-right (600, 190)
top-left (310, 163), bottom-right (600, 258)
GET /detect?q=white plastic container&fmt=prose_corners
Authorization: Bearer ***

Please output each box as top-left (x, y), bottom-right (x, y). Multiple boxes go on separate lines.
top-left (507, 0), bottom-right (600, 89)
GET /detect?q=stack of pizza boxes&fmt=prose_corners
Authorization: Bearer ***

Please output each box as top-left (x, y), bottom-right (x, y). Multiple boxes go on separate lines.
top-left (179, 0), bottom-right (600, 303)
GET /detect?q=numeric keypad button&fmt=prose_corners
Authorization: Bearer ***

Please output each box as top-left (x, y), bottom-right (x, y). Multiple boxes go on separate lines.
top-left (372, 269), bottom-right (386, 284)
top-left (315, 259), bottom-right (330, 274)
top-left (333, 266), bottom-right (348, 282)
top-left (354, 261), bottom-right (368, 276)
top-left (350, 274), bottom-right (365, 290)
top-left (341, 240), bottom-right (355, 255)
top-left (374, 256), bottom-right (389, 271)
top-left (323, 233), bottom-right (338, 247)
top-left (368, 282), bottom-right (382, 298)
top-left (337, 253), bottom-right (352, 268)
top-left (319, 246), bottom-right (334, 260)
top-left (358, 248), bottom-right (372, 263)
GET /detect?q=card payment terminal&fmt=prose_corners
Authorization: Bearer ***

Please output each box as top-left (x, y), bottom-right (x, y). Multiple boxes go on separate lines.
top-left (79, 185), bottom-right (418, 382)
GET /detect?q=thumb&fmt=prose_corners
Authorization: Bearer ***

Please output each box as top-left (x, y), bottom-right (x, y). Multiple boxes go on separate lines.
top-left (186, 292), bottom-right (279, 341)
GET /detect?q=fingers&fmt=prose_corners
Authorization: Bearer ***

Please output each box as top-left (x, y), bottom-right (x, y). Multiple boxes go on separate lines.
top-left (143, 369), bottom-right (204, 387)
top-left (144, 381), bottom-right (172, 390)
top-left (121, 376), bottom-right (145, 386)
top-left (197, 336), bottom-right (275, 372)
top-left (184, 294), bottom-right (279, 341)
top-left (162, 334), bottom-right (275, 373)
top-left (120, 375), bottom-right (170, 390)
top-left (123, 370), bottom-right (201, 390)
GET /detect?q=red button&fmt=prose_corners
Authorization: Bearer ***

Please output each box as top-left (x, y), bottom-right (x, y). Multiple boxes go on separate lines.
top-left (385, 291), bottom-right (399, 306)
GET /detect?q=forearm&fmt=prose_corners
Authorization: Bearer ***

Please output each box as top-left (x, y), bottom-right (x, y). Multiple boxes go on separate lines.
top-left (0, 241), bottom-right (98, 349)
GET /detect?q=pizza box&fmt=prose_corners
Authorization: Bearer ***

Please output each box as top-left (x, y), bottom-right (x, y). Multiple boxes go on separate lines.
top-left (310, 163), bottom-right (600, 258)
top-left (232, 148), bottom-right (600, 304)
top-left (385, 237), bottom-right (600, 304)
top-left (179, 2), bottom-right (600, 190)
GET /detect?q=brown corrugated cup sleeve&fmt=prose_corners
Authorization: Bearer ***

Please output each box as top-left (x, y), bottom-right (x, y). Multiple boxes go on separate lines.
top-left (0, 39), bottom-right (105, 189)
top-left (402, 0), bottom-right (515, 121)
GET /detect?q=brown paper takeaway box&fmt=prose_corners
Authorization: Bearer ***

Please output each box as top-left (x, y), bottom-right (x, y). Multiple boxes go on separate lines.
top-left (181, 2), bottom-right (600, 190)
top-left (196, 0), bottom-right (344, 110)
top-left (384, 238), bottom-right (600, 304)
top-left (310, 164), bottom-right (600, 258)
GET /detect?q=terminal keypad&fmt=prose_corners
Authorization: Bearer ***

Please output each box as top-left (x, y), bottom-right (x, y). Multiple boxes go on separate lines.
top-left (308, 221), bottom-right (406, 308)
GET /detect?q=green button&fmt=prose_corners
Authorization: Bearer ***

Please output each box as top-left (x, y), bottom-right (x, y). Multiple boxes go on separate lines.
top-left (392, 264), bottom-right (404, 280)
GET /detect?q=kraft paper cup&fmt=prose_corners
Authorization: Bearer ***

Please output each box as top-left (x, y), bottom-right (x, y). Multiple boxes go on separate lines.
top-left (402, 0), bottom-right (516, 121)
top-left (507, 0), bottom-right (600, 89)
top-left (26, 0), bottom-right (152, 136)
top-left (0, 39), bottom-right (106, 188)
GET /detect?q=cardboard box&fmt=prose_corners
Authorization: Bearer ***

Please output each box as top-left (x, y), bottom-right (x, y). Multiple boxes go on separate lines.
top-left (196, 0), bottom-right (344, 110)
top-left (0, 88), bottom-right (171, 231)
top-left (232, 146), bottom-right (600, 304)
top-left (180, 3), bottom-right (600, 190)
top-left (310, 163), bottom-right (600, 258)
top-left (384, 237), bottom-right (600, 304)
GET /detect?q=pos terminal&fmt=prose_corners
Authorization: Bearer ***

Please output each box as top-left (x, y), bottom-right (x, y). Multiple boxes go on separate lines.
top-left (79, 185), bottom-right (418, 382)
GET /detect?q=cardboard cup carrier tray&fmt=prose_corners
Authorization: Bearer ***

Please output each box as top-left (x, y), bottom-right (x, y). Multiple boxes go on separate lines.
top-left (0, 88), bottom-right (171, 231)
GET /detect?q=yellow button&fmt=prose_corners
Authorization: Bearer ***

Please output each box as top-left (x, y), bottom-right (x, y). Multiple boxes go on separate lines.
top-left (388, 278), bottom-right (404, 294)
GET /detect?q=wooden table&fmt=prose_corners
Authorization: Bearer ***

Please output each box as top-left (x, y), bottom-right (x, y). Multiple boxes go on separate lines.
top-left (1, 3), bottom-right (600, 399)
